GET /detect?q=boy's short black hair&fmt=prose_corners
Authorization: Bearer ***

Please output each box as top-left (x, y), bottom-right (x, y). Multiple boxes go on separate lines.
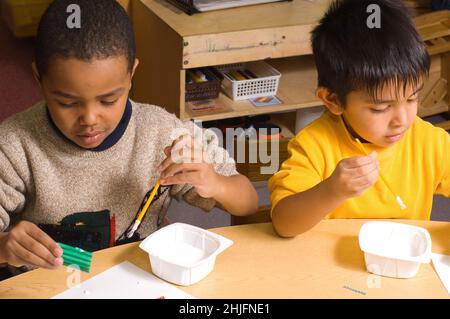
top-left (311, 0), bottom-right (430, 105)
top-left (35, 0), bottom-right (135, 76)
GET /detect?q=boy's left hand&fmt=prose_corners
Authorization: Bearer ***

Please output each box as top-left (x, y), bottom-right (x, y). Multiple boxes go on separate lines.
top-left (158, 135), bottom-right (220, 198)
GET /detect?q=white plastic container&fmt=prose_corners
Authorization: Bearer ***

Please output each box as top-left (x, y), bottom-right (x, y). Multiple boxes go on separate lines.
top-left (139, 223), bottom-right (233, 286)
top-left (358, 221), bottom-right (432, 278)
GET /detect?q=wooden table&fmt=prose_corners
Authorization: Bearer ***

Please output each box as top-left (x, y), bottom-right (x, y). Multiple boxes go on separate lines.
top-left (0, 219), bottom-right (449, 298)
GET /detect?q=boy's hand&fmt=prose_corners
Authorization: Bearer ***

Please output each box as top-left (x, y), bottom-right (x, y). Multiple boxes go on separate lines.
top-left (0, 221), bottom-right (63, 269)
top-left (328, 152), bottom-right (379, 199)
top-left (158, 135), bottom-right (220, 198)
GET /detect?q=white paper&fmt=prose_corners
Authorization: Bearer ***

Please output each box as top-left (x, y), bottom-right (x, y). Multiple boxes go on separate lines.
top-left (431, 253), bottom-right (450, 295)
top-left (193, 0), bottom-right (283, 12)
top-left (53, 261), bottom-right (195, 299)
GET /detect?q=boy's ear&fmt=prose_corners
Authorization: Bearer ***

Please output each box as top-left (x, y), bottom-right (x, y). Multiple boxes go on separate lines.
top-left (316, 87), bottom-right (344, 115)
top-left (129, 58), bottom-right (139, 91)
top-left (31, 62), bottom-right (42, 85)
top-left (131, 58), bottom-right (139, 78)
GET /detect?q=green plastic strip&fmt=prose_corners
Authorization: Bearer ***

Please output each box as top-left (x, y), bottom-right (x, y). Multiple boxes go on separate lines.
top-left (58, 243), bottom-right (93, 257)
top-left (62, 249), bottom-right (92, 263)
top-left (58, 242), bottom-right (93, 273)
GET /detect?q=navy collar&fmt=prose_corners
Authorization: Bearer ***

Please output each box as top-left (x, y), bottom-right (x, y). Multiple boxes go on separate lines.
top-left (46, 99), bottom-right (132, 152)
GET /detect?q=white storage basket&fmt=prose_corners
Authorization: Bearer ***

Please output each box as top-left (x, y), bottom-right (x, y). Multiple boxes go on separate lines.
top-left (215, 61), bottom-right (281, 101)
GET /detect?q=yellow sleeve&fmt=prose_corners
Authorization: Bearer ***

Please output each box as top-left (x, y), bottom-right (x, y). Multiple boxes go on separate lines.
top-left (435, 130), bottom-right (450, 197)
top-left (268, 133), bottom-right (323, 214)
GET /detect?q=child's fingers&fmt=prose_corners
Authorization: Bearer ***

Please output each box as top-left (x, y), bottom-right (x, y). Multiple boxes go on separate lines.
top-left (10, 239), bottom-right (61, 269)
top-left (171, 135), bottom-right (196, 153)
top-left (352, 163), bottom-right (379, 188)
top-left (168, 135), bottom-right (187, 150)
top-left (161, 162), bottom-right (201, 180)
top-left (160, 136), bottom-right (192, 169)
top-left (17, 231), bottom-right (63, 267)
top-left (171, 135), bottom-right (204, 158)
top-left (26, 223), bottom-right (63, 258)
top-left (342, 152), bottom-right (377, 169)
top-left (160, 171), bottom-right (200, 186)
top-left (159, 156), bottom-right (174, 173)
top-left (344, 160), bottom-right (379, 179)
top-left (164, 146), bottom-right (171, 157)
top-left (159, 148), bottom-right (205, 172)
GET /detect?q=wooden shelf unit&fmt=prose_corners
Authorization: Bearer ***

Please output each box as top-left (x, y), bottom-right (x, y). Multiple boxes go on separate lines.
top-left (414, 11), bottom-right (450, 127)
top-left (131, 0), bottom-right (330, 122)
top-left (184, 56), bottom-right (322, 121)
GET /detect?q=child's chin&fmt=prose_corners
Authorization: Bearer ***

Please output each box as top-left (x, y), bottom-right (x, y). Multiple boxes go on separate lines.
top-left (75, 141), bottom-right (102, 149)
top-left (376, 139), bottom-right (401, 148)
top-left (364, 138), bottom-right (394, 148)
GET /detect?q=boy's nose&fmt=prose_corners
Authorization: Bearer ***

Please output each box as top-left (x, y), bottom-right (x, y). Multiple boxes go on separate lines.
top-left (390, 105), bottom-right (408, 127)
top-left (79, 107), bottom-right (98, 126)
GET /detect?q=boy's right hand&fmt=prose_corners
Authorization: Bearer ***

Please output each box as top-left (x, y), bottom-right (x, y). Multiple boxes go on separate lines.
top-left (328, 152), bottom-right (379, 199)
top-left (0, 221), bottom-right (63, 269)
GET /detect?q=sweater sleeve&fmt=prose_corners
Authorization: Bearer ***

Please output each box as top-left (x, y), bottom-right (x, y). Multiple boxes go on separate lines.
top-left (0, 149), bottom-right (27, 232)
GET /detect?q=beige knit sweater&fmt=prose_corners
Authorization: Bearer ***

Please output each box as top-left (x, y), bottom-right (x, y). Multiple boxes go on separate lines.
top-left (0, 100), bottom-right (237, 240)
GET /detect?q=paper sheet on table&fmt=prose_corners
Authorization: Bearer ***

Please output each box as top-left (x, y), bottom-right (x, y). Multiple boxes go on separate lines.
top-left (431, 253), bottom-right (450, 295)
top-left (53, 261), bottom-right (195, 299)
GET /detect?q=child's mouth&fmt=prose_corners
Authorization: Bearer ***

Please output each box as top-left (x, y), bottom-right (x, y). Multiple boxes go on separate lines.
top-left (77, 131), bottom-right (104, 146)
top-left (385, 132), bottom-right (404, 142)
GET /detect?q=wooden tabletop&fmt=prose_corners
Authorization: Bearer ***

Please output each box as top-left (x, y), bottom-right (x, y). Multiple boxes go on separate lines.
top-left (0, 219), bottom-right (449, 298)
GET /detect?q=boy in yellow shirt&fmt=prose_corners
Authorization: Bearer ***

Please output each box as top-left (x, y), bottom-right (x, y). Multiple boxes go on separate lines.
top-left (268, 0), bottom-right (449, 237)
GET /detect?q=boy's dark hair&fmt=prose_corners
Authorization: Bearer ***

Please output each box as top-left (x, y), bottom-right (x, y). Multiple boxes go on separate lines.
top-left (311, 0), bottom-right (430, 105)
top-left (35, 0), bottom-right (135, 76)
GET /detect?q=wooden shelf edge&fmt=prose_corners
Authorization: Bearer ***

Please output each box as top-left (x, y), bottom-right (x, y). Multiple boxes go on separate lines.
top-left (183, 99), bottom-right (323, 121)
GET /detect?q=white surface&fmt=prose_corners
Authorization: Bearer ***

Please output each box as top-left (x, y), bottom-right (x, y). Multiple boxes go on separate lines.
top-left (194, 0), bottom-right (283, 12)
top-left (53, 261), bottom-right (194, 299)
top-left (139, 223), bottom-right (233, 286)
top-left (358, 221), bottom-right (432, 278)
top-left (432, 253), bottom-right (450, 295)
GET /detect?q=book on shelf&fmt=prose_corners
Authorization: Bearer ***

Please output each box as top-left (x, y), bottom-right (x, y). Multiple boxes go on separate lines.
top-left (167, 0), bottom-right (290, 14)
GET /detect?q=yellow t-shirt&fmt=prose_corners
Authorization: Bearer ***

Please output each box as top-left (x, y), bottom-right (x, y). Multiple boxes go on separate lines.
top-left (268, 111), bottom-right (450, 220)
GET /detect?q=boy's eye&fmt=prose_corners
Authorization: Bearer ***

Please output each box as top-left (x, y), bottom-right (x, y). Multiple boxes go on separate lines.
top-left (370, 106), bottom-right (389, 113)
top-left (101, 100), bottom-right (118, 106)
top-left (57, 101), bottom-right (78, 108)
